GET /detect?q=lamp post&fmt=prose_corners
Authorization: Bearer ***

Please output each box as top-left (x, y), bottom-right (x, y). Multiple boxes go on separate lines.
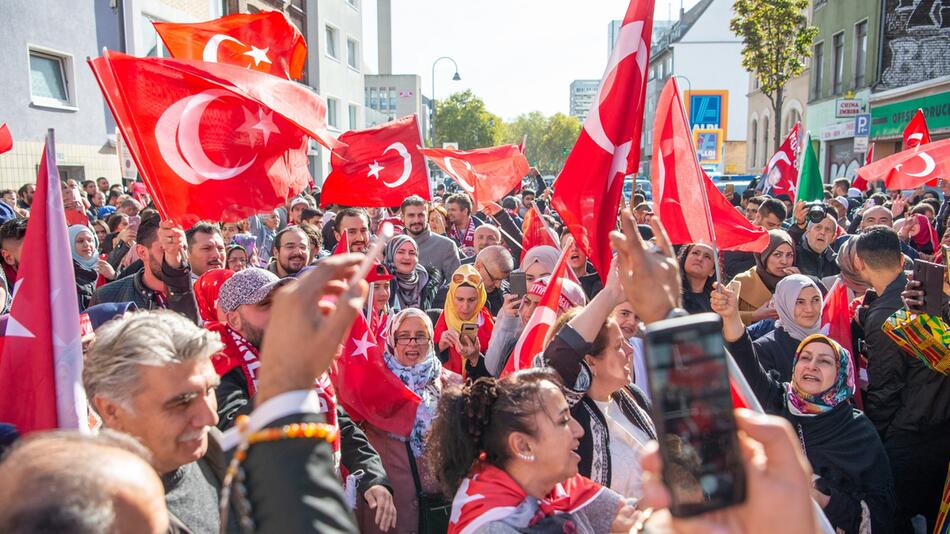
top-left (430, 56), bottom-right (461, 147)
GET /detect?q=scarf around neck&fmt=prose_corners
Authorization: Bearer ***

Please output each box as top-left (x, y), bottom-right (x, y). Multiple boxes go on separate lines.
top-left (385, 234), bottom-right (428, 309)
top-left (384, 351), bottom-right (442, 457)
top-left (786, 334), bottom-right (855, 416)
top-left (754, 230), bottom-right (794, 293)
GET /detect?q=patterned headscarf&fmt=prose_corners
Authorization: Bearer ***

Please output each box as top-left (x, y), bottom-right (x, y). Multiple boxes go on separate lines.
top-left (194, 269), bottom-right (235, 323)
top-left (786, 334), bottom-right (855, 416)
top-left (444, 264), bottom-right (487, 332)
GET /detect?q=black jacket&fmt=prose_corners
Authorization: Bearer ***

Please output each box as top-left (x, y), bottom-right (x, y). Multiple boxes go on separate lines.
top-left (727, 332), bottom-right (895, 533)
top-left (860, 272), bottom-right (950, 438)
top-left (723, 250), bottom-right (755, 281)
top-left (91, 260), bottom-right (199, 324)
top-left (788, 225), bottom-right (840, 280)
top-left (74, 261), bottom-right (98, 312)
top-left (752, 326), bottom-right (801, 383)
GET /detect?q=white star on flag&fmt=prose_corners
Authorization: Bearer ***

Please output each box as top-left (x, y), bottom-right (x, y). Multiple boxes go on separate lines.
top-left (243, 46), bottom-right (272, 66)
top-left (367, 161), bottom-right (384, 180)
top-left (238, 108), bottom-right (280, 146)
top-left (351, 331), bottom-right (376, 359)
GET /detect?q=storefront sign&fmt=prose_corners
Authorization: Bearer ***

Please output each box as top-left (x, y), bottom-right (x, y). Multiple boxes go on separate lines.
top-left (820, 121), bottom-right (856, 141)
top-left (854, 114), bottom-right (871, 137)
top-left (693, 128), bottom-right (722, 164)
top-left (835, 99), bottom-right (865, 117)
top-left (853, 136), bottom-right (869, 152)
top-left (871, 90), bottom-right (950, 138)
top-left (686, 91), bottom-right (729, 139)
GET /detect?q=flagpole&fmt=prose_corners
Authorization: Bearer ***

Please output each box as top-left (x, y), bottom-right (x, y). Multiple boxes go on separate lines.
top-left (793, 131), bottom-right (810, 207)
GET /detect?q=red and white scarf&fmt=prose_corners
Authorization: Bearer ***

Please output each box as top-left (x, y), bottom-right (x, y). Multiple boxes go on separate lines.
top-left (450, 217), bottom-right (477, 250)
top-left (313, 372), bottom-right (341, 461)
top-left (207, 322), bottom-right (261, 397)
top-left (448, 464), bottom-right (605, 534)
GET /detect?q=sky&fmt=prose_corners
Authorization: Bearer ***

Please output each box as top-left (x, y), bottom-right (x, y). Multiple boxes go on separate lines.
top-left (363, 0), bottom-right (703, 121)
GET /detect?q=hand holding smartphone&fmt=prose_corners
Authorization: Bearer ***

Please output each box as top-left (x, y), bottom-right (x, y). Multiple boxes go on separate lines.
top-left (508, 271), bottom-right (528, 297)
top-left (912, 259), bottom-right (945, 316)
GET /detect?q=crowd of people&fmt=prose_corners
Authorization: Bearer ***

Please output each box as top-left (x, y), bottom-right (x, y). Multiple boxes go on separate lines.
top-left (0, 170), bottom-right (948, 534)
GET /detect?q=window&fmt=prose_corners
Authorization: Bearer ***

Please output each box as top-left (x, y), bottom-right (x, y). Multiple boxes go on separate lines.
top-left (325, 26), bottom-right (339, 59)
top-left (29, 48), bottom-right (74, 108)
top-left (346, 38), bottom-right (359, 70)
top-left (751, 120), bottom-right (758, 168)
top-left (762, 116), bottom-right (770, 160)
top-left (785, 109), bottom-right (801, 134)
top-left (140, 15), bottom-right (169, 57)
top-left (348, 104), bottom-right (358, 129)
top-left (854, 21), bottom-right (868, 88)
top-left (812, 42), bottom-right (824, 99)
top-left (832, 32), bottom-right (844, 95)
top-left (389, 87), bottom-right (397, 112)
top-left (327, 97), bottom-right (339, 128)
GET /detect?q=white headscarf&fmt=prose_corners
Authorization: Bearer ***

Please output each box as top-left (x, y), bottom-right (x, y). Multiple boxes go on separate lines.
top-left (773, 274), bottom-right (822, 341)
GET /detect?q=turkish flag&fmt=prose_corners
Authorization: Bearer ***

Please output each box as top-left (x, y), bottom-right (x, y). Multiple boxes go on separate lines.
top-left (651, 78), bottom-right (770, 253)
top-left (520, 205), bottom-right (559, 262)
top-left (89, 50), bottom-right (340, 226)
top-left (856, 138), bottom-right (950, 190)
top-left (551, 0), bottom-right (654, 284)
top-left (903, 109), bottom-right (931, 149)
top-left (421, 144), bottom-right (529, 211)
top-left (0, 123), bottom-right (12, 155)
top-left (153, 11), bottom-right (307, 80)
top-left (0, 131), bottom-right (86, 434)
top-left (820, 280), bottom-right (861, 408)
top-left (329, 313), bottom-right (419, 438)
top-left (761, 123), bottom-right (800, 198)
top-left (852, 143), bottom-right (875, 191)
top-left (321, 115), bottom-right (429, 208)
top-left (502, 249), bottom-right (571, 377)
top-left (332, 229), bottom-right (349, 255)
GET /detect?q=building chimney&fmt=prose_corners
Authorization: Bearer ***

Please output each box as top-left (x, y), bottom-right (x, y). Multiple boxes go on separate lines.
top-left (377, 0), bottom-right (392, 75)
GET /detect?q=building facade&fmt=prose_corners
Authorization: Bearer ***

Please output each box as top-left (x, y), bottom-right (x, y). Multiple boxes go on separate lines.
top-left (805, 0), bottom-right (882, 182)
top-left (569, 79), bottom-right (599, 120)
top-left (364, 74), bottom-right (429, 136)
top-left (639, 0), bottom-right (748, 177)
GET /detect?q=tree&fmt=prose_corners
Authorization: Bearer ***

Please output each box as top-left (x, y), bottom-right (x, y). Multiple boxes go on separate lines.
top-left (502, 112), bottom-right (581, 175)
top-left (433, 90), bottom-right (504, 150)
top-left (730, 0), bottom-right (817, 151)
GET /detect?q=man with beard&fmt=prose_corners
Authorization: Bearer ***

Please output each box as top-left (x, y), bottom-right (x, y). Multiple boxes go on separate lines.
top-left (400, 195), bottom-right (459, 281)
top-left (97, 176), bottom-right (111, 193)
top-left (92, 215), bottom-right (199, 323)
top-left (333, 207), bottom-right (370, 253)
top-left (269, 227), bottom-right (310, 278)
top-left (0, 217), bottom-right (26, 293)
top-left (16, 183), bottom-right (34, 212)
top-left (212, 268), bottom-right (397, 532)
top-left (186, 222), bottom-right (226, 279)
top-left (445, 193), bottom-right (483, 257)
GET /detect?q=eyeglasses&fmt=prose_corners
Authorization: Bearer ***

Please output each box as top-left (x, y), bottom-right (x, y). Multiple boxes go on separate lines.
top-left (481, 267), bottom-right (510, 284)
top-left (393, 336), bottom-right (431, 346)
top-left (452, 272), bottom-right (484, 287)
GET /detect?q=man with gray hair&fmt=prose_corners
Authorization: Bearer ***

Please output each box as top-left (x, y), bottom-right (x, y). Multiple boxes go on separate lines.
top-left (474, 245), bottom-right (514, 316)
top-left (83, 309), bottom-right (236, 533)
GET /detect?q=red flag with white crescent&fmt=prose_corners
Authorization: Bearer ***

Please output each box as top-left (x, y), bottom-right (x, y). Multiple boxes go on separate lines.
top-left (856, 138), bottom-right (950, 190)
top-left (551, 0), bottom-right (655, 284)
top-left (421, 145), bottom-right (529, 211)
top-left (322, 115), bottom-right (430, 208)
top-left (761, 123), bottom-right (800, 198)
top-left (903, 109), bottom-right (931, 149)
top-left (89, 50), bottom-right (340, 225)
top-left (153, 11), bottom-right (307, 80)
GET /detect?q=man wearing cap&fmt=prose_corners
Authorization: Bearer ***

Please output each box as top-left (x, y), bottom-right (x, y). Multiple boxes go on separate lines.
top-left (211, 268), bottom-right (397, 531)
top-left (288, 196), bottom-right (310, 226)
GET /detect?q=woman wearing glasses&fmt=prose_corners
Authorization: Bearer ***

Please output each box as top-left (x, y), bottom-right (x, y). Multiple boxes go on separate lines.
top-left (433, 265), bottom-right (495, 378)
top-left (356, 308), bottom-right (462, 534)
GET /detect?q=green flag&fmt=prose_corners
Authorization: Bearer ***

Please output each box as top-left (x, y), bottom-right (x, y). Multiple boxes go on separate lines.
top-left (796, 132), bottom-right (824, 203)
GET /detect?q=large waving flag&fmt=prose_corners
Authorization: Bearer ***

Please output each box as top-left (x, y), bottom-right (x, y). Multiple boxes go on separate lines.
top-left (651, 78), bottom-right (769, 253)
top-left (0, 131), bottom-right (86, 434)
top-left (903, 109), bottom-right (931, 149)
top-left (520, 205), bottom-right (559, 262)
top-left (852, 143), bottom-right (875, 192)
top-left (89, 50), bottom-right (339, 226)
top-left (421, 144), bottom-right (529, 211)
top-left (322, 115), bottom-right (429, 208)
top-left (330, 313), bottom-right (419, 437)
top-left (551, 0), bottom-right (655, 283)
top-left (153, 11), bottom-right (307, 80)
top-left (761, 123), bottom-right (800, 198)
top-left (856, 138), bottom-right (950, 191)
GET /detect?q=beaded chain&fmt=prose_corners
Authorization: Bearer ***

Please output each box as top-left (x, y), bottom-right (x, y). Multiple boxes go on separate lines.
top-left (218, 414), bottom-right (340, 534)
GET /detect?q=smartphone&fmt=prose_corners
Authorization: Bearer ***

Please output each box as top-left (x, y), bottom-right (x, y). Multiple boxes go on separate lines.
top-left (913, 259), bottom-right (945, 316)
top-left (127, 215), bottom-right (141, 234)
top-left (508, 271), bottom-right (528, 296)
top-left (645, 313), bottom-right (746, 517)
top-left (460, 322), bottom-right (478, 344)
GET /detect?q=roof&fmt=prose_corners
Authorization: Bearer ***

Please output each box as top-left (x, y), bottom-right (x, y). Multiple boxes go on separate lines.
top-left (650, 0), bottom-right (716, 59)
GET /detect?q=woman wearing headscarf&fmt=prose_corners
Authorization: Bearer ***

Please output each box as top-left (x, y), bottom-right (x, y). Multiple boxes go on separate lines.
top-left (907, 212), bottom-right (939, 257)
top-left (434, 264), bottom-right (494, 377)
top-left (225, 244), bottom-right (249, 272)
top-left (732, 229), bottom-right (797, 325)
top-left (822, 235), bottom-right (870, 301)
top-left (193, 268), bottom-right (234, 324)
top-left (385, 234), bottom-right (442, 311)
top-left (69, 225), bottom-right (115, 311)
top-left (752, 274), bottom-right (822, 382)
top-left (678, 243), bottom-right (717, 314)
top-left (355, 308), bottom-right (462, 534)
top-left (520, 245), bottom-right (560, 284)
top-left (713, 285), bottom-right (895, 534)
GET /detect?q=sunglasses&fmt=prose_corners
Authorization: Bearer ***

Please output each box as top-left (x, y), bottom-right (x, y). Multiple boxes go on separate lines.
top-left (452, 273), bottom-right (483, 287)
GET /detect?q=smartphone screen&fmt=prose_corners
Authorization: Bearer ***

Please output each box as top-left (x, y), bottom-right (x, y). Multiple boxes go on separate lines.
top-left (645, 313), bottom-right (746, 517)
top-left (508, 271), bottom-right (528, 296)
top-left (913, 259), bottom-right (945, 316)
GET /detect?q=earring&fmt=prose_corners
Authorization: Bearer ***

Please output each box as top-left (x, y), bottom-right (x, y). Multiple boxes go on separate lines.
top-left (517, 452), bottom-right (535, 462)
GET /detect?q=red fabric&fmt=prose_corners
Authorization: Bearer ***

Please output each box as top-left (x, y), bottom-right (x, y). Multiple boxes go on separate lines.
top-left (856, 138), bottom-right (950, 190)
top-left (194, 269), bottom-right (235, 323)
top-left (520, 205), bottom-right (559, 262)
top-left (903, 109), bottom-right (931, 149)
top-left (88, 50), bottom-right (339, 226)
top-left (205, 322), bottom-right (260, 397)
top-left (433, 308), bottom-right (494, 376)
top-left (313, 373), bottom-right (340, 455)
top-left (851, 143), bottom-right (875, 192)
top-left (761, 123), bottom-right (800, 198)
top-left (912, 213), bottom-right (939, 252)
top-left (550, 0), bottom-right (655, 284)
top-left (0, 135), bottom-right (85, 433)
top-left (332, 229), bottom-right (349, 255)
top-left (448, 463), bottom-right (605, 534)
top-left (820, 280), bottom-right (862, 409)
top-left (420, 145), bottom-right (529, 211)
top-left (503, 250), bottom-right (570, 377)
top-left (0, 123), bottom-right (12, 155)
top-left (329, 313), bottom-right (420, 438)
top-left (651, 79), bottom-right (769, 253)
top-left (322, 115), bottom-right (430, 208)
top-left (153, 11), bottom-right (307, 80)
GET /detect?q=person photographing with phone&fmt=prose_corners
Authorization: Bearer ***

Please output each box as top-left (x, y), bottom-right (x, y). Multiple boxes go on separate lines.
top-left (434, 265), bottom-right (494, 378)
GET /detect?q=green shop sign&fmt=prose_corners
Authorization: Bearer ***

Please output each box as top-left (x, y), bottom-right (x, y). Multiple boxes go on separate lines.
top-left (871, 91), bottom-right (950, 138)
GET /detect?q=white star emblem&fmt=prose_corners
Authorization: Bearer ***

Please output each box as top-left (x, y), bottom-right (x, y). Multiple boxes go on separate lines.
top-left (237, 108), bottom-right (280, 146)
top-left (351, 331), bottom-right (376, 359)
top-left (367, 161), bottom-right (384, 180)
top-left (450, 478), bottom-right (484, 524)
top-left (243, 46), bottom-right (272, 67)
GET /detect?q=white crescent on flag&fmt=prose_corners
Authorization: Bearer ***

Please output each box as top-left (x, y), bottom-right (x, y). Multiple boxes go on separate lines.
top-left (444, 156), bottom-right (476, 193)
top-left (381, 142), bottom-right (412, 188)
top-left (897, 152), bottom-right (936, 178)
top-left (202, 34), bottom-right (246, 62)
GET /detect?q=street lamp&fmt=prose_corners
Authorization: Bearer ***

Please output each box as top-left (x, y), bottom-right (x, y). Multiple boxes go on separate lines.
top-left (430, 56), bottom-right (461, 147)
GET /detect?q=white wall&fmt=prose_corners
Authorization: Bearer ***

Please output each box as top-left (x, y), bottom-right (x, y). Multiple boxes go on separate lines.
top-left (672, 41), bottom-right (748, 141)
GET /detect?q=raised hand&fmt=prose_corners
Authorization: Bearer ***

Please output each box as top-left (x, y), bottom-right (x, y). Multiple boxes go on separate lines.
top-left (609, 211), bottom-right (681, 324)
